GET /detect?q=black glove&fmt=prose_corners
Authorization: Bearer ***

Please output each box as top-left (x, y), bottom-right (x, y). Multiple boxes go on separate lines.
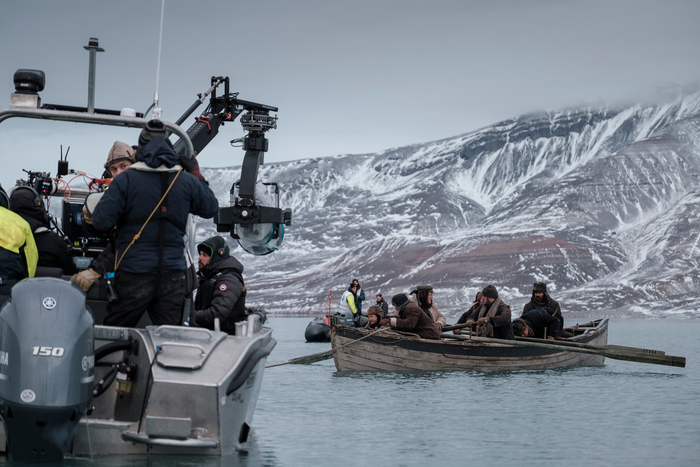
top-left (179, 154), bottom-right (199, 172)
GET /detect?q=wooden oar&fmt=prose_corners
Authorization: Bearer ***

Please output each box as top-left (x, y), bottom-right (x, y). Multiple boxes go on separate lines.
top-left (440, 333), bottom-right (686, 368)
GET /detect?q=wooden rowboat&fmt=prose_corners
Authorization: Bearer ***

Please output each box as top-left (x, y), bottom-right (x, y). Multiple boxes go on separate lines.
top-left (331, 319), bottom-right (609, 372)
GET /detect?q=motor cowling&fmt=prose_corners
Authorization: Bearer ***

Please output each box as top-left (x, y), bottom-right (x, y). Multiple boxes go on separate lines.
top-left (0, 278), bottom-right (94, 462)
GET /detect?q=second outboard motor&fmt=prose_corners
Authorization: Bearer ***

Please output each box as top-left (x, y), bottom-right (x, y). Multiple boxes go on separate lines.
top-left (0, 278), bottom-right (94, 462)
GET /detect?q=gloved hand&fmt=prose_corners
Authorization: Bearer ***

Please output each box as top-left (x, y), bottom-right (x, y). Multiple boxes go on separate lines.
top-left (179, 154), bottom-right (206, 181)
top-left (477, 317), bottom-right (490, 326)
top-left (82, 204), bottom-right (93, 225)
top-left (453, 328), bottom-right (462, 335)
top-left (379, 318), bottom-right (390, 326)
top-left (465, 320), bottom-right (475, 328)
top-left (435, 322), bottom-right (443, 331)
top-left (70, 268), bottom-right (101, 292)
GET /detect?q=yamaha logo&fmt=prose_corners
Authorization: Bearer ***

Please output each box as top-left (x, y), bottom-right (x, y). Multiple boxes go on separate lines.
top-left (42, 297), bottom-right (57, 310)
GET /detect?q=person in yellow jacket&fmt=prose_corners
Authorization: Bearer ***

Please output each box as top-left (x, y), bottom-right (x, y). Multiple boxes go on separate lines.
top-left (0, 184), bottom-right (38, 298)
top-left (340, 283), bottom-right (360, 326)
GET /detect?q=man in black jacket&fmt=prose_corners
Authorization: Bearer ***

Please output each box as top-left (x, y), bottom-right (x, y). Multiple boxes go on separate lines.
top-left (9, 186), bottom-right (78, 276)
top-left (513, 308), bottom-right (561, 339)
top-left (194, 236), bottom-right (246, 334)
top-left (523, 282), bottom-right (564, 329)
top-left (92, 120), bottom-right (219, 327)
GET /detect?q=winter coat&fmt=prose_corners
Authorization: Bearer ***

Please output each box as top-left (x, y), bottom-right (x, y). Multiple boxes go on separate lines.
top-left (463, 298), bottom-right (515, 340)
top-left (456, 302), bottom-right (480, 324)
top-left (389, 301), bottom-right (441, 340)
top-left (376, 298), bottom-right (389, 316)
top-left (516, 308), bottom-right (561, 339)
top-left (92, 139), bottom-right (219, 274)
top-left (194, 255), bottom-right (246, 335)
top-left (408, 296), bottom-right (446, 328)
top-left (0, 208), bottom-right (38, 295)
top-left (355, 288), bottom-right (366, 313)
top-left (341, 290), bottom-right (358, 314)
top-left (523, 293), bottom-right (563, 328)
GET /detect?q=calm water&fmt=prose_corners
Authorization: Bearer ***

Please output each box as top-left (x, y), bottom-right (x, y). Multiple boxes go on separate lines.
top-left (3, 318), bottom-right (698, 466)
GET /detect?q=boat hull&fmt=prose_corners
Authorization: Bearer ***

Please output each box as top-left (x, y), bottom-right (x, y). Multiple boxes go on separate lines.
top-left (331, 319), bottom-right (608, 372)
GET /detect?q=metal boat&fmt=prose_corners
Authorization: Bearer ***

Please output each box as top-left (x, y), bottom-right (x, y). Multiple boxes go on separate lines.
top-left (0, 38), bottom-right (289, 461)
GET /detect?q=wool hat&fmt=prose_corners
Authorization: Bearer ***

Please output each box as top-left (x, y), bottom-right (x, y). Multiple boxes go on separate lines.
top-left (391, 293), bottom-right (409, 307)
top-left (376, 293), bottom-right (383, 298)
top-left (533, 282), bottom-right (547, 293)
top-left (482, 285), bottom-right (498, 299)
top-left (0, 184), bottom-right (8, 209)
top-left (138, 119), bottom-right (168, 147)
top-left (513, 319), bottom-right (526, 336)
top-left (104, 141), bottom-right (136, 169)
top-left (416, 284), bottom-right (433, 292)
top-left (197, 235), bottom-right (230, 266)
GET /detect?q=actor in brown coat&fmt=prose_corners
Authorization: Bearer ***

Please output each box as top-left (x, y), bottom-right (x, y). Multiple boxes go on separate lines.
top-left (408, 284), bottom-right (446, 331)
top-left (461, 285), bottom-right (514, 340)
top-left (380, 293), bottom-right (440, 340)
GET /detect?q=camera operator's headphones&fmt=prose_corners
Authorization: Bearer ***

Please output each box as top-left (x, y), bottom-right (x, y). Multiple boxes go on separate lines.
top-left (11, 185), bottom-right (43, 208)
top-left (0, 184), bottom-right (9, 209)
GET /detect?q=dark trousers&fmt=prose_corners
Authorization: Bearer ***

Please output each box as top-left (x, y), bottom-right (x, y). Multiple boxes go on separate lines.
top-left (104, 270), bottom-right (186, 327)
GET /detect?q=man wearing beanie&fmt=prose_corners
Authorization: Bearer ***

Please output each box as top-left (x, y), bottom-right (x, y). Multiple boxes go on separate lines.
top-left (379, 293), bottom-right (440, 340)
top-left (92, 119), bottom-right (219, 327)
top-left (522, 282), bottom-right (564, 330)
top-left (460, 284), bottom-right (514, 340)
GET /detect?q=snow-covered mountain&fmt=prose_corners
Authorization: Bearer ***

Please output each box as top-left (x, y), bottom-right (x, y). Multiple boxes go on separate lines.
top-left (200, 92), bottom-right (700, 319)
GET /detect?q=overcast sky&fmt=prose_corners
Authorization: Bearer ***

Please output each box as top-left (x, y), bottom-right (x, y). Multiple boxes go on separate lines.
top-left (2, 0), bottom-right (700, 191)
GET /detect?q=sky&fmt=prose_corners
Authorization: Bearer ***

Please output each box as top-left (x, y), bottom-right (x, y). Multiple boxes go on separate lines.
top-left (2, 0), bottom-right (700, 191)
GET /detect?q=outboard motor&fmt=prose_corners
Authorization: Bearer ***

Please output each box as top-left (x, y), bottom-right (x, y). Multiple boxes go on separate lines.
top-left (0, 278), bottom-right (94, 462)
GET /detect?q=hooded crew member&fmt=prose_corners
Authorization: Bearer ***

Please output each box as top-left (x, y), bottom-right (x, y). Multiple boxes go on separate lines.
top-left (523, 282), bottom-right (563, 329)
top-left (194, 236), bottom-right (247, 334)
top-left (9, 186), bottom-right (78, 275)
top-left (92, 119), bottom-right (219, 327)
top-left (0, 184), bottom-right (38, 298)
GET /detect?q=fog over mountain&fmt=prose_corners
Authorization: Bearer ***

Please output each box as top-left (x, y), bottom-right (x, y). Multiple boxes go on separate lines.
top-left (199, 92), bottom-right (700, 320)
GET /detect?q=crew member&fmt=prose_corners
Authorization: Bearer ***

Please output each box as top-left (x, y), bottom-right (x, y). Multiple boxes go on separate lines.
top-left (9, 185), bottom-right (78, 275)
top-left (352, 279), bottom-right (366, 314)
top-left (91, 119), bottom-right (219, 327)
top-left (341, 283), bottom-right (360, 326)
top-left (379, 293), bottom-right (440, 340)
top-left (513, 308), bottom-right (562, 339)
top-left (193, 236), bottom-right (247, 334)
top-left (376, 293), bottom-right (389, 316)
top-left (72, 141), bottom-right (136, 291)
top-left (460, 285), bottom-right (514, 340)
top-left (0, 184), bottom-right (38, 300)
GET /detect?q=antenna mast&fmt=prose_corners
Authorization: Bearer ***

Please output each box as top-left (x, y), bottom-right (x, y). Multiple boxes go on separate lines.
top-left (152, 0), bottom-right (166, 118)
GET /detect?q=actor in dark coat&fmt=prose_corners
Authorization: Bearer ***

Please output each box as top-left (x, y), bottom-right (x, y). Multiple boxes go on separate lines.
top-left (9, 186), bottom-right (78, 275)
top-left (380, 293), bottom-right (440, 340)
top-left (461, 285), bottom-right (514, 340)
top-left (194, 236), bottom-right (247, 335)
top-left (513, 308), bottom-right (561, 339)
top-left (523, 282), bottom-right (563, 329)
top-left (454, 291), bottom-right (482, 334)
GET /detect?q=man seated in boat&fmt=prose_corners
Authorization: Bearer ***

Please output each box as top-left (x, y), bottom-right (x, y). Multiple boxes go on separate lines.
top-left (523, 282), bottom-right (563, 329)
top-left (408, 284), bottom-right (446, 332)
top-left (459, 285), bottom-right (515, 340)
top-left (193, 235), bottom-right (247, 334)
top-left (379, 293), bottom-right (440, 340)
top-left (453, 291), bottom-right (482, 335)
top-left (512, 308), bottom-right (562, 339)
top-left (365, 305), bottom-right (385, 329)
